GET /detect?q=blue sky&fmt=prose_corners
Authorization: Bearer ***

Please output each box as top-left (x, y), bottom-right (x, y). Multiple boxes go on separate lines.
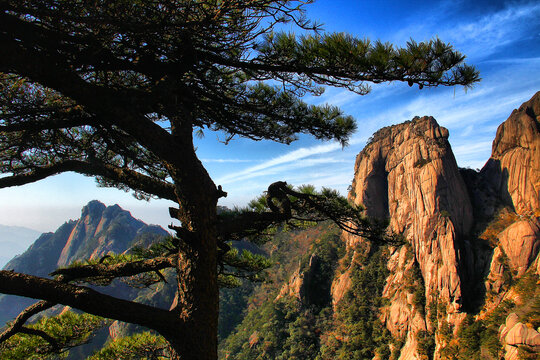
top-left (1, 0), bottom-right (539, 233)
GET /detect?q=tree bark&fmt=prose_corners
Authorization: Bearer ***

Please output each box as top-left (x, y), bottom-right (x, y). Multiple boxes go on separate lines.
top-left (162, 115), bottom-right (220, 359)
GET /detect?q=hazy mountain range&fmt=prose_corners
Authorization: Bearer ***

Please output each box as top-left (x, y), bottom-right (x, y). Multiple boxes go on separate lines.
top-left (0, 225), bottom-right (41, 268)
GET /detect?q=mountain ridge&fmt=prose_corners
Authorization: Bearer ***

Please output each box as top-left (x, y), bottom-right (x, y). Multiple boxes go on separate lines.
top-left (0, 201), bottom-right (168, 327)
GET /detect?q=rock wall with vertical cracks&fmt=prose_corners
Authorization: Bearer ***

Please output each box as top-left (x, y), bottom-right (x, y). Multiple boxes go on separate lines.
top-left (332, 91), bottom-right (540, 360)
top-left (334, 115), bottom-right (473, 359)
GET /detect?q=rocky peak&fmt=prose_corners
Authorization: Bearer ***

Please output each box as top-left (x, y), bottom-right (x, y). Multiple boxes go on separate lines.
top-left (276, 254), bottom-right (332, 307)
top-left (0, 201), bottom-right (168, 328)
top-left (346, 116), bottom-right (472, 311)
top-left (81, 200), bottom-right (107, 219)
top-left (333, 115), bottom-right (477, 359)
top-left (57, 201), bottom-right (151, 266)
top-left (491, 92), bottom-right (540, 158)
top-left (482, 91), bottom-right (540, 215)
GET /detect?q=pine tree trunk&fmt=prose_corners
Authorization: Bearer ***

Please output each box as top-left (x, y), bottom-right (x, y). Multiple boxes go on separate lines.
top-left (166, 198), bottom-right (219, 360)
top-left (165, 142), bottom-right (219, 358)
top-left (138, 113), bottom-right (221, 359)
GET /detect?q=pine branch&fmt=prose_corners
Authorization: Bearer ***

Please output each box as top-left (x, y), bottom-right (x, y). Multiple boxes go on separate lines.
top-left (0, 35), bottom-right (181, 168)
top-left (19, 327), bottom-right (61, 353)
top-left (51, 255), bottom-right (177, 282)
top-left (0, 117), bottom-right (92, 133)
top-left (0, 271), bottom-right (177, 331)
top-left (218, 181), bottom-right (403, 245)
top-left (0, 159), bottom-right (177, 201)
top-left (0, 300), bottom-right (55, 344)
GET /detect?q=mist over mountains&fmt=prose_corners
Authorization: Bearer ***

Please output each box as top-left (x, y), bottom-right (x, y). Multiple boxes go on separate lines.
top-left (0, 225), bottom-right (40, 268)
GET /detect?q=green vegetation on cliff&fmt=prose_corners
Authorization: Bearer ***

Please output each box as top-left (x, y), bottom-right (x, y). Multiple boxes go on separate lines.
top-left (220, 223), bottom-right (396, 360)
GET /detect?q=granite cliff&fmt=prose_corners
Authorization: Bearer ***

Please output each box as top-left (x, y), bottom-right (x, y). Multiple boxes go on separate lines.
top-left (221, 92), bottom-right (539, 360)
top-left (332, 91), bottom-right (540, 359)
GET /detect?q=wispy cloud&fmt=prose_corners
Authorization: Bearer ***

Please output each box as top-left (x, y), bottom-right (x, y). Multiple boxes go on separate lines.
top-left (446, 2), bottom-right (540, 60)
top-left (452, 139), bottom-right (494, 170)
top-left (225, 158), bottom-right (340, 184)
top-left (217, 143), bottom-right (341, 184)
top-left (391, 1), bottom-right (540, 61)
top-left (201, 158), bottom-right (257, 163)
top-left (313, 88), bottom-right (360, 107)
top-left (480, 57), bottom-right (540, 64)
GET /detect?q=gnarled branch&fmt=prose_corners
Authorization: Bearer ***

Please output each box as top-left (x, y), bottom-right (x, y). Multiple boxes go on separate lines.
top-left (0, 271), bottom-right (177, 331)
top-left (0, 159), bottom-right (177, 201)
top-left (0, 300), bottom-right (55, 344)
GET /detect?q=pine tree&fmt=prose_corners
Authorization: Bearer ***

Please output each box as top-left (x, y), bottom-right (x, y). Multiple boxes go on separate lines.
top-left (0, 1), bottom-right (479, 358)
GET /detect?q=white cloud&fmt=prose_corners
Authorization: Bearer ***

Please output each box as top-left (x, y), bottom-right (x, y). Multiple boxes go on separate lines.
top-left (452, 139), bottom-right (493, 158)
top-left (216, 142), bottom-right (344, 184)
top-left (315, 88), bottom-right (360, 107)
top-left (481, 56), bottom-right (540, 64)
top-left (201, 158), bottom-right (257, 163)
top-left (460, 124), bottom-right (474, 137)
top-left (446, 2), bottom-right (540, 59)
top-left (218, 155), bottom-right (349, 185)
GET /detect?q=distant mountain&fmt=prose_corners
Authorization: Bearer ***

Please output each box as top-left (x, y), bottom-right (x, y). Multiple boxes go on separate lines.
top-left (0, 200), bottom-right (169, 327)
top-left (0, 224), bottom-right (41, 268)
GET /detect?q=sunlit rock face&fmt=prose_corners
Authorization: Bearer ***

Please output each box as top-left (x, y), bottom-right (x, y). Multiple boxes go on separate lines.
top-left (332, 116), bottom-right (473, 359)
top-left (333, 92), bottom-right (540, 360)
top-left (345, 116), bottom-right (472, 313)
top-left (499, 313), bottom-right (540, 360)
top-left (56, 200), bottom-right (156, 267)
top-left (482, 91), bottom-right (540, 216)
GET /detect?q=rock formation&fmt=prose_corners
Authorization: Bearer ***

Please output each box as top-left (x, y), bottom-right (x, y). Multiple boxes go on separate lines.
top-left (215, 92), bottom-right (540, 360)
top-left (482, 93), bottom-right (540, 216)
top-left (335, 115), bottom-right (473, 358)
top-left (499, 313), bottom-right (540, 360)
top-left (276, 254), bottom-right (328, 306)
top-left (334, 91), bottom-right (540, 359)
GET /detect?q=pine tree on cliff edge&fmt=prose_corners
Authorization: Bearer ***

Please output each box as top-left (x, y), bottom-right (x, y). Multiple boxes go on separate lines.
top-left (0, 1), bottom-right (479, 358)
